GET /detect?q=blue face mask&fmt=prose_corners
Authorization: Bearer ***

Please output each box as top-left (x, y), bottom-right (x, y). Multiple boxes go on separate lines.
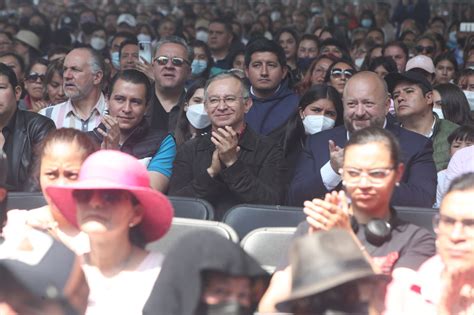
top-left (361, 19), bottom-right (373, 28)
top-left (111, 51), bottom-right (120, 69)
top-left (297, 57), bottom-right (316, 71)
top-left (191, 59), bottom-right (207, 75)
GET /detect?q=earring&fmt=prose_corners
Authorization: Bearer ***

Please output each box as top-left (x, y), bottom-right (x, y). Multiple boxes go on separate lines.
top-left (395, 182), bottom-right (400, 187)
top-left (129, 222), bottom-right (135, 228)
top-left (342, 180), bottom-right (347, 186)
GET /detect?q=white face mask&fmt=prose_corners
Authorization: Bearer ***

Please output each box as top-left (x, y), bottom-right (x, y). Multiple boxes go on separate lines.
top-left (302, 115), bottom-right (335, 135)
top-left (186, 103), bottom-right (211, 129)
top-left (196, 30), bottom-right (208, 42)
top-left (463, 90), bottom-right (474, 111)
top-left (90, 37), bottom-right (106, 50)
top-left (137, 33), bottom-right (152, 42)
top-left (432, 107), bottom-right (444, 119)
top-left (354, 57), bottom-right (364, 69)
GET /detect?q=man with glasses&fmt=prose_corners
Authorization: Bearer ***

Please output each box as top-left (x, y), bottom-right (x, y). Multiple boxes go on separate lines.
top-left (289, 71), bottom-right (437, 207)
top-left (386, 173), bottom-right (474, 314)
top-left (244, 38), bottom-right (299, 136)
top-left (39, 47), bottom-right (106, 131)
top-left (169, 73), bottom-right (287, 219)
top-left (386, 70), bottom-right (458, 172)
top-left (149, 36), bottom-right (191, 132)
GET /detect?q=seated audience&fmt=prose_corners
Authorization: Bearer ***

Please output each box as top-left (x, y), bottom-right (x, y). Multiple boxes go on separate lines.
top-left (386, 173), bottom-right (474, 314)
top-left (324, 59), bottom-right (356, 95)
top-left (289, 71), bottom-right (437, 208)
top-left (368, 56), bottom-right (398, 79)
top-left (432, 83), bottom-right (474, 126)
top-left (265, 229), bottom-right (389, 314)
top-left (244, 37), bottom-right (300, 137)
top-left (90, 70), bottom-right (176, 192)
top-left (405, 55), bottom-right (435, 83)
top-left (169, 73), bottom-right (287, 218)
top-left (143, 230), bottom-right (270, 315)
top-left (173, 79), bottom-right (211, 146)
top-left (0, 63), bottom-right (55, 191)
top-left (262, 127), bottom-right (435, 312)
top-left (386, 70), bottom-right (459, 171)
top-left (46, 150), bottom-right (174, 315)
top-left (3, 128), bottom-right (97, 254)
top-left (439, 145), bottom-right (474, 202)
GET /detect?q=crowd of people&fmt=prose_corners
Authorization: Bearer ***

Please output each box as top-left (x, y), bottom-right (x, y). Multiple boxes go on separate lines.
top-left (0, 0), bottom-right (473, 314)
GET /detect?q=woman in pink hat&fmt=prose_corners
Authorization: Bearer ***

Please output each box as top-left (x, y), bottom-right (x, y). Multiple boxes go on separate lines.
top-left (46, 150), bottom-right (174, 315)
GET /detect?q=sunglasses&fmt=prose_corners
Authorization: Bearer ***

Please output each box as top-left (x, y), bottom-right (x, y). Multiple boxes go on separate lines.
top-left (415, 45), bottom-right (435, 54)
top-left (331, 68), bottom-right (355, 79)
top-left (26, 73), bottom-right (46, 82)
top-left (72, 189), bottom-right (131, 205)
top-left (153, 56), bottom-right (190, 67)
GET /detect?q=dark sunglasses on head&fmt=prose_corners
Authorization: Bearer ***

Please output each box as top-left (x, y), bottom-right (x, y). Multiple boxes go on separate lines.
top-left (153, 56), bottom-right (190, 67)
top-left (26, 73), bottom-right (46, 82)
top-left (415, 45), bottom-right (435, 54)
top-left (72, 189), bottom-right (129, 205)
top-left (331, 68), bottom-right (355, 78)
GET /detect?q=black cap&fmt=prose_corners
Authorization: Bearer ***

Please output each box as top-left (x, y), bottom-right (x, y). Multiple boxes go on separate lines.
top-left (385, 70), bottom-right (433, 95)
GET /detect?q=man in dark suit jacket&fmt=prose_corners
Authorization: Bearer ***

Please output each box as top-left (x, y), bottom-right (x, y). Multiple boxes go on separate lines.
top-left (289, 71), bottom-right (436, 207)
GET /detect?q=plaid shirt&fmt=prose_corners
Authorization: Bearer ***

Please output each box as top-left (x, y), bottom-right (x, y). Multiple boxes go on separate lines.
top-left (39, 93), bottom-right (107, 132)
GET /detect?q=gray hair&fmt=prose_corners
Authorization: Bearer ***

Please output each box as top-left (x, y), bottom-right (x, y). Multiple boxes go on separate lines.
top-left (204, 72), bottom-right (250, 100)
top-left (154, 35), bottom-right (194, 63)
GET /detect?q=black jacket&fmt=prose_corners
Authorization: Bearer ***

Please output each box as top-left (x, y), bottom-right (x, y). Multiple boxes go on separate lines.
top-left (90, 119), bottom-right (169, 160)
top-left (3, 109), bottom-right (55, 191)
top-left (168, 126), bottom-right (288, 219)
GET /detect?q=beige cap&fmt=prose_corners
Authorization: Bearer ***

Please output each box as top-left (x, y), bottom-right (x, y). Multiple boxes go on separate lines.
top-left (406, 55), bottom-right (435, 74)
top-left (14, 30), bottom-right (40, 51)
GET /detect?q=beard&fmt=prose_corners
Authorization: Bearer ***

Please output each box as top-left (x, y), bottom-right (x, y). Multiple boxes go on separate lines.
top-left (344, 115), bottom-right (386, 134)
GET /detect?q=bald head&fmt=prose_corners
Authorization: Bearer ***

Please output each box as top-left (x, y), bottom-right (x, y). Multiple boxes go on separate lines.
top-left (342, 71), bottom-right (390, 133)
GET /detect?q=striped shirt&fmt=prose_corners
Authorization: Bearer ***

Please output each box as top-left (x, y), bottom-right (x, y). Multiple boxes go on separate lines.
top-left (38, 93), bottom-right (107, 132)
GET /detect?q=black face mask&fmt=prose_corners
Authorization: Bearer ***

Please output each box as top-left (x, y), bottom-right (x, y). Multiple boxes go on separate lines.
top-left (458, 37), bottom-right (467, 48)
top-left (196, 301), bottom-right (253, 315)
top-left (297, 57), bottom-right (317, 71)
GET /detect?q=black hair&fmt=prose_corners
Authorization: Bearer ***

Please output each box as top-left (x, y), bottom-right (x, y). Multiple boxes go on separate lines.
top-left (434, 83), bottom-right (474, 126)
top-left (25, 58), bottom-right (48, 77)
top-left (282, 84), bottom-right (343, 156)
top-left (47, 46), bottom-right (70, 60)
top-left (447, 125), bottom-right (474, 145)
top-left (43, 58), bottom-right (64, 101)
top-left (109, 69), bottom-right (152, 104)
top-left (345, 126), bottom-right (401, 166)
top-left (118, 38), bottom-right (138, 59)
top-left (209, 18), bottom-right (233, 34)
top-left (299, 34), bottom-right (320, 51)
top-left (320, 38), bottom-right (349, 55)
top-left (0, 62), bottom-right (19, 88)
top-left (447, 172), bottom-right (474, 194)
top-left (0, 52), bottom-right (26, 75)
top-left (430, 16), bottom-right (447, 28)
top-left (276, 27), bottom-right (300, 47)
top-left (111, 31), bottom-right (136, 45)
top-left (434, 52), bottom-right (458, 72)
top-left (244, 37), bottom-right (286, 68)
top-left (368, 56), bottom-right (398, 74)
top-left (190, 40), bottom-right (213, 79)
top-left (382, 41), bottom-right (409, 62)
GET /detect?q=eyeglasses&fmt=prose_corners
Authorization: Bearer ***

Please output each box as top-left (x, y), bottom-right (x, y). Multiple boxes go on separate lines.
top-left (72, 189), bottom-right (130, 205)
top-left (331, 68), bottom-right (355, 79)
top-left (206, 95), bottom-right (245, 107)
top-left (25, 73), bottom-right (46, 83)
top-left (433, 213), bottom-right (474, 236)
top-left (340, 167), bottom-right (395, 186)
top-left (415, 45), bottom-right (435, 54)
top-left (153, 56), bottom-right (190, 67)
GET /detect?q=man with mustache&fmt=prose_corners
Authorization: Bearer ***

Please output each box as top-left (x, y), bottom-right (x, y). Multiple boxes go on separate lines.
top-left (289, 71), bottom-right (437, 207)
top-left (39, 47), bottom-right (106, 131)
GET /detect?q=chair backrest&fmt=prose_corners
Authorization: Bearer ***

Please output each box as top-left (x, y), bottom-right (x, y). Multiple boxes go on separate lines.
top-left (146, 217), bottom-right (239, 255)
top-left (7, 192), bottom-right (46, 210)
top-left (222, 204), bottom-right (305, 240)
top-left (168, 196), bottom-right (215, 220)
top-left (241, 227), bottom-right (296, 273)
top-left (394, 206), bottom-right (437, 234)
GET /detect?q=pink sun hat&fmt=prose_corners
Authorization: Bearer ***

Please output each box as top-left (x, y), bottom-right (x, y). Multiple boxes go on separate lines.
top-left (46, 150), bottom-right (174, 243)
